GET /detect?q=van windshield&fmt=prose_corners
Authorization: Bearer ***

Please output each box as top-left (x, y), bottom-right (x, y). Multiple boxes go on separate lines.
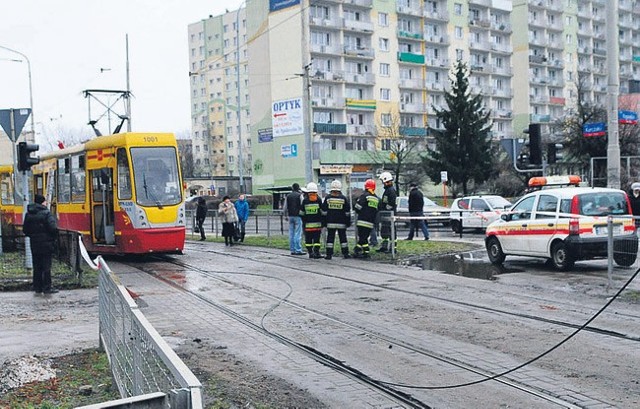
top-left (577, 192), bottom-right (629, 216)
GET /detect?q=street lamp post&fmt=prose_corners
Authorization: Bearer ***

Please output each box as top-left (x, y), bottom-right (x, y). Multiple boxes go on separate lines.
top-left (0, 45), bottom-right (35, 136)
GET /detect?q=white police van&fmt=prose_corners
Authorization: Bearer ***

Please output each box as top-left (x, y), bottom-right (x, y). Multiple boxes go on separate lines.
top-left (485, 179), bottom-right (638, 271)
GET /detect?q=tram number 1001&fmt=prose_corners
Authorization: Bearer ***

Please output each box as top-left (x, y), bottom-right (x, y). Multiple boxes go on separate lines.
top-left (143, 136), bottom-right (159, 143)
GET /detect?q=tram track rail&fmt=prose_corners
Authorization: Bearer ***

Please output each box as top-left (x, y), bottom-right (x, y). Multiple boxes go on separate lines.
top-left (180, 243), bottom-right (640, 344)
top-left (117, 246), bottom-right (627, 407)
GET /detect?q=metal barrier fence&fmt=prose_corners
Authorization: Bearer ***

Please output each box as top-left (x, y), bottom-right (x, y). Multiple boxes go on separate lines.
top-left (88, 255), bottom-right (203, 409)
top-left (186, 209), bottom-right (288, 238)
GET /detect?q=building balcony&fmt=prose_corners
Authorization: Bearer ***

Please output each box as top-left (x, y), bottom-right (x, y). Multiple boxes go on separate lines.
top-left (399, 77), bottom-right (425, 89)
top-left (426, 81), bottom-right (444, 91)
top-left (549, 96), bottom-right (566, 106)
top-left (314, 123), bottom-right (347, 134)
top-left (425, 58), bottom-right (450, 68)
top-left (342, 18), bottom-right (374, 33)
top-left (491, 88), bottom-right (513, 98)
top-left (397, 30), bottom-right (424, 40)
top-left (312, 97), bottom-right (344, 109)
top-left (530, 113), bottom-right (551, 123)
top-left (490, 65), bottom-right (513, 76)
top-left (344, 0), bottom-right (373, 8)
top-left (310, 44), bottom-right (341, 55)
top-left (593, 48), bottom-right (607, 56)
top-left (399, 102), bottom-right (426, 113)
top-left (308, 16), bottom-right (341, 29)
top-left (397, 52), bottom-right (425, 64)
top-left (491, 22), bottom-right (512, 33)
top-left (469, 0), bottom-right (491, 6)
top-left (423, 10), bottom-right (449, 22)
top-left (346, 124), bottom-right (375, 135)
top-left (399, 126), bottom-right (428, 137)
top-left (312, 70), bottom-right (345, 82)
top-left (529, 54), bottom-right (547, 64)
top-left (345, 98), bottom-right (376, 110)
top-left (396, 4), bottom-right (422, 17)
top-left (469, 18), bottom-right (492, 29)
top-left (344, 46), bottom-right (375, 58)
top-left (424, 34), bottom-right (449, 44)
top-left (491, 43), bottom-right (512, 54)
top-left (343, 72), bottom-right (375, 84)
top-left (496, 110), bottom-right (512, 118)
top-left (529, 95), bottom-right (550, 104)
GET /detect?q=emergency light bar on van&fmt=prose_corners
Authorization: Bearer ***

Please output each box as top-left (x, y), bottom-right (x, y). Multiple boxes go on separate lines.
top-left (528, 175), bottom-right (581, 188)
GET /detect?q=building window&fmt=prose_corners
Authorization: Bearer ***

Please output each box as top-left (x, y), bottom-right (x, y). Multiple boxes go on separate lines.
top-left (378, 12), bottom-right (388, 26)
top-left (380, 88), bottom-right (391, 101)
top-left (379, 63), bottom-right (390, 76)
top-left (379, 38), bottom-right (389, 51)
top-left (454, 3), bottom-right (462, 15)
top-left (455, 26), bottom-right (463, 39)
top-left (381, 113), bottom-right (391, 126)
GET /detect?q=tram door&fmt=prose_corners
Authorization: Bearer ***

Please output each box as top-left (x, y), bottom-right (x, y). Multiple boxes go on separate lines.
top-left (91, 168), bottom-right (115, 245)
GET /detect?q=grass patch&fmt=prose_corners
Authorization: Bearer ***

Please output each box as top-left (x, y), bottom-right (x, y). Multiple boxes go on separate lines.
top-left (620, 290), bottom-right (640, 303)
top-left (0, 349), bottom-right (119, 409)
top-left (187, 234), bottom-right (477, 260)
top-left (0, 252), bottom-right (97, 292)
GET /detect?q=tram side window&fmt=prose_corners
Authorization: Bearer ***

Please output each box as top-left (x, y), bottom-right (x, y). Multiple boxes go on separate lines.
top-left (0, 173), bottom-right (14, 205)
top-left (57, 158), bottom-right (71, 203)
top-left (71, 155), bottom-right (86, 203)
top-left (117, 148), bottom-right (132, 200)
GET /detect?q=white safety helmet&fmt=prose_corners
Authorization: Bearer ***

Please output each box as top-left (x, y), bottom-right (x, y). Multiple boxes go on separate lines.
top-left (379, 171), bottom-right (393, 183)
top-left (632, 182), bottom-right (640, 191)
top-left (330, 180), bottom-right (342, 191)
top-left (305, 182), bottom-right (318, 193)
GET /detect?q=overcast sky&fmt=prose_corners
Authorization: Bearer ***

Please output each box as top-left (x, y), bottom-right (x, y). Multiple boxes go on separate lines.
top-left (0, 0), bottom-right (244, 145)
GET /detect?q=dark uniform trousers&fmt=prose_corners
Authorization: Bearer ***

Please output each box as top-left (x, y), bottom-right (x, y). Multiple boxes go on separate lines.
top-left (326, 228), bottom-right (349, 256)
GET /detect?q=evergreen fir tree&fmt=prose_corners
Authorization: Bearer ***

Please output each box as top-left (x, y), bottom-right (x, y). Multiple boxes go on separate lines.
top-left (422, 61), bottom-right (496, 194)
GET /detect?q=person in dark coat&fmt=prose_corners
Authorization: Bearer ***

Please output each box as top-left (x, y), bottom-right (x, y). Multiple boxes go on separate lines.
top-left (283, 183), bottom-right (304, 255)
top-left (406, 183), bottom-right (430, 241)
top-left (23, 194), bottom-right (58, 295)
top-left (195, 197), bottom-right (208, 241)
top-left (629, 182), bottom-right (640, 227)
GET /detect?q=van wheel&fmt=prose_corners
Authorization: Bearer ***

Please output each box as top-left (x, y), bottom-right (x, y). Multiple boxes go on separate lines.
top-left (550, 242), bottom-right (574, 271)
top-left (486, 237), bottom-right (505, 265)
top-left (451, 220), bottom-right (462, 234)
top-left (614, 253), bottom-right (637, 267)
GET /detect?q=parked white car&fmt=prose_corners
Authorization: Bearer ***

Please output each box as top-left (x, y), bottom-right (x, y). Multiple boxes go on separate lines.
top-left (450, 195), bottom-right (512, 233)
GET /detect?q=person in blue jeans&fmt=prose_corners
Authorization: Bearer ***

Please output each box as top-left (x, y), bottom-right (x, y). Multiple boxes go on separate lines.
top-left (282, 183), bottom-right (304, 255)
top-left (234, 194), bottom-right (250, 242)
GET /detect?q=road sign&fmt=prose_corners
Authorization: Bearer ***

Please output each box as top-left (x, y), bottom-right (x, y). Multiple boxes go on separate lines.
top-left (281, 144), bottom-right (298, 158)
top-left (271, 98), bottom-right (303, 137)
top-left (583, 122), bottom-right (606, 137)
top-left (440, 171), bottom-right (448, 183)
top-left (499, 138), bottom-right (525, 163)
top-left (0, 108), bottom-right (31, 141)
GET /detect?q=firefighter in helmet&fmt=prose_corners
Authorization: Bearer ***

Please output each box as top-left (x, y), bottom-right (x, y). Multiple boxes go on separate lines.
top-left (353, 179), bottom-right (379, 258)
top-left (377, 171), bottom-right (397, 253)
top-left (300, 182), bottom-right (324, 258)
top-left (322, 179), bottom-right (351, 260)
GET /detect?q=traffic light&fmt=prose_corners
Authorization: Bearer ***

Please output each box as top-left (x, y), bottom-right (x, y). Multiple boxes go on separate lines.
top-left (547, 143), bottom-right (563, 164)
top-left (17, 142), bottom-right (40, 171)
top-left (523, 123), bottom-right (542, 165)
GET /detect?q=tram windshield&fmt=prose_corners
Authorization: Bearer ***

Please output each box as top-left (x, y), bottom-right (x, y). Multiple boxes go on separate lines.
top-left (131, 147), bottom-right (182, 207)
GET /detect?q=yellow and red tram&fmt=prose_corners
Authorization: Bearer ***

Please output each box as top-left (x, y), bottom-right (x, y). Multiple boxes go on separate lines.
top-left (0, 132), bottom-right (186, 255)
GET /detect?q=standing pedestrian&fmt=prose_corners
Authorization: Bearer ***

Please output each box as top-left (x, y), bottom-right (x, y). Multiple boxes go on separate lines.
top-left (629, 182), bottom-right (640, 227)
top-left (23, 194), bottom-right (58, 295)
top-left (405, 183), bottom-right (430, 241)
top-left (300, 182), bottom-right (324, 259)
top-left (195, 197), bottom-right (208, 241)
top-left (283, 183), bottom-right (305, 255)
top-left (218, 196), bottom-right (239, 246)
top-left (322, 180), bottom-right (351, 259)
top-left (234, 193), bottom-right (249, 242)
top-left (353, 179), bottom-right (379, 259)
top-left (377, 171), bottom-right (397, 253)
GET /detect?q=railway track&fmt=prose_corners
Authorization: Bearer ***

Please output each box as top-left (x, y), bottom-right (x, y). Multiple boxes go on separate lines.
top-left (115, 243), bottom-right (639, 407)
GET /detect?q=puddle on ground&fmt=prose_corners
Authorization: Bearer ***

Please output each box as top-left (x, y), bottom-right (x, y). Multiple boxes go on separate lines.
top-left (410, 250), bottom-right (524, 280)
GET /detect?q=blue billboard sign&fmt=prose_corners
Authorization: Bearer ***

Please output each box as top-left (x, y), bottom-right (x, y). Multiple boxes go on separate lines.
top-left (619, 110), bottom-right (638, 125)
top-left (583, 122), bottom-right (606, 137)
top-left (270, 0), bottom-right (300, 12)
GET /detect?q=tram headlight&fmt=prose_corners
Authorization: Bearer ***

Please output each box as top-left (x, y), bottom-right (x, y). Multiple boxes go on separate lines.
top-left (137, 207), bottom-right (149, 227)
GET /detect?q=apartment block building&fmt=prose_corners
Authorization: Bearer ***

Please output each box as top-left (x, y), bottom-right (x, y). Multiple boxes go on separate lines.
top-left (187, 9), bottom-right (251, 179)
top-left (193, 0), bottom-right (640, 193)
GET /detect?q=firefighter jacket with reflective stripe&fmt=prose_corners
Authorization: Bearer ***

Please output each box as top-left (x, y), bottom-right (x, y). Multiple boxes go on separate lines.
top-left (322, 193), bottom-right (351, 229)
top-left (354, 191), bottom-right (379, 229)
top-left (380, 184), bottom-right (397, 213)
top-left (300, 196), bottom-right (323, 231)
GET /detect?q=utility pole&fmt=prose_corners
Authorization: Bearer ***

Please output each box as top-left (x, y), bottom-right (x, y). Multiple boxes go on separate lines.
top-left (236, 6), bottom-right (245, 193)
top-left (606, 0), bottom-right (620, 189)
top-left (302, 62), bottom-right (313, 183)
top-left (125, 34), bottom-right (132, 131)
